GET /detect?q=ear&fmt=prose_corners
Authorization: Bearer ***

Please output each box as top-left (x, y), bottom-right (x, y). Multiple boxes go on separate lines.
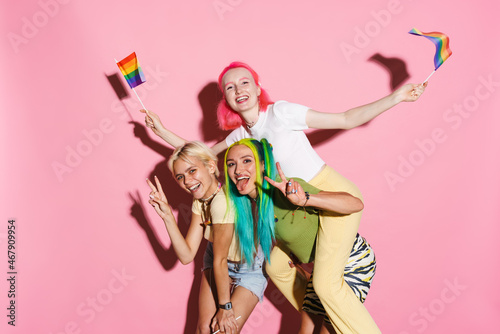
top-left (208, 160), bottom-right (217, 175)
top-left (257, 84), bottom-right (261, 97)
top-left (260, 160), bottom-right (265, 174)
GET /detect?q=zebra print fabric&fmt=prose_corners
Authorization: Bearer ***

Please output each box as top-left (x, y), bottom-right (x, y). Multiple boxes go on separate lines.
top-left (302, 233), bottom-right (376, 325)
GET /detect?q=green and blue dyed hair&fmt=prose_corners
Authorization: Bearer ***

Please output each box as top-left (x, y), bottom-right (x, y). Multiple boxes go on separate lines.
top-left (224, 138), bottom-right (277, 265)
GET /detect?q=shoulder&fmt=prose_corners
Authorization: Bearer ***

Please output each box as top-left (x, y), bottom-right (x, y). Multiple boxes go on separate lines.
top-left (272, 100), bottom-right (309, 113)
top-left (271, 101), bottom-right (310, 125)
top-left (210, 189), bottom-right (228, 210)
top-left (210, 189), bottom-right (234, 223)
top-left (225, 126), bottom-right (247, 144)
top-left (191, 198), bottom-right (202, 213)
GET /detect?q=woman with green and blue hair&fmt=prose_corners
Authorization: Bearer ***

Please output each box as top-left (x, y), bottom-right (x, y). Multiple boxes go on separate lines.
top-left (225, 138), bottom-right (377, 334)
top-left (223, 138), bottom-right (277, 265)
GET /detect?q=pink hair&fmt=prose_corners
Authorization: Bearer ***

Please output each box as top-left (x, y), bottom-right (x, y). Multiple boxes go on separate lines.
top-left (217, 62), bottom-right (273, 130)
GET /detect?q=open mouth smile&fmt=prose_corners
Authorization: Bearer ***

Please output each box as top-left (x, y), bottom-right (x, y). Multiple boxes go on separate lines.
top-left (188, 183), bottom-right (201, 192)
top-left (236, 96), bottom-right (249, 103)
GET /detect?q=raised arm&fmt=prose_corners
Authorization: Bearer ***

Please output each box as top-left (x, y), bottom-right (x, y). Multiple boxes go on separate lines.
top-left (305, 82), bottom-right (427, 130)
top-left (265, 163), bottom-right (364, 214)
top-left (211, 140), bottom-right (229, 156)
top-left (141, 109), bottom-right (187, 148)
top-left (141, 109), bottom-right (228, 155)
top-left (147, 176), bottom-right (204, 264)
top-left (211, 223), bottom-right (238, 334)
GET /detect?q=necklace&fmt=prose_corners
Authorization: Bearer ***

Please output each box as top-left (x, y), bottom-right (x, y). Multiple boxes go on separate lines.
top-left (245, 114), bottom-right (259, 129)
top-left (245, 120), bottom-right (256, 128)
top-left (201, 182), bottom-right (222, 227)
top-left (200, 182), bottom-right (222, 202)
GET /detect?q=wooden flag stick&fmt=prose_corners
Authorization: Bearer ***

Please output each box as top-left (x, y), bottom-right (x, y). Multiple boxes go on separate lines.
top-left (131, 87), bottom-right (147, 111)
top-left (424, 70), bottom-right (436, 83)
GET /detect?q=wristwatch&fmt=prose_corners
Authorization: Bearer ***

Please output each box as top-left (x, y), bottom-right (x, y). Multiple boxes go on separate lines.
top-left (218, 302), bottom-right (232, 310)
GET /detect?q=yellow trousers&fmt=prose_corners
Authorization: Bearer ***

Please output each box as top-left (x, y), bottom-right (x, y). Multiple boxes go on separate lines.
top-left (266, 165), bottom-right (381, 334)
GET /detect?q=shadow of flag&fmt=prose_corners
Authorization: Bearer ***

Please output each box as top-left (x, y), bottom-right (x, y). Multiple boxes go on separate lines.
top-left (106, 73), bottom-right (129, 100)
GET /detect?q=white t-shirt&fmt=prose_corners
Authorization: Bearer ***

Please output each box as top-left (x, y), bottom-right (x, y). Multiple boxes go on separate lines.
top-left (225, 100), bottom-right (325, 181)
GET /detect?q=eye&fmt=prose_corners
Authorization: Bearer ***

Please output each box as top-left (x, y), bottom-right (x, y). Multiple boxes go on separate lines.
top-left (226, 162), bottom-right (235, 168)
top-left (189, 169), bottom-right (196, 174)
top-left (243, 159), bottom-right (252, 164)
top-left (242, 81), bottom-right (249, 85)
top-left (226, 85), bottom-right (234, 91)
top-left (176, 175), bottom-right (184, 181)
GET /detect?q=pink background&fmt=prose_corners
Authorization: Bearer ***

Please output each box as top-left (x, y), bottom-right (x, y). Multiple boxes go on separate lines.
top-left (2, 0), bottom-right (499, 333)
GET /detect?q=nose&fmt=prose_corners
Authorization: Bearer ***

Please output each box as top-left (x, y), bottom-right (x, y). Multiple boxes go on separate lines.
top-left (234, 164), bottom-right (242, 176)
top-left (183, 174), bottom-right (192, 185)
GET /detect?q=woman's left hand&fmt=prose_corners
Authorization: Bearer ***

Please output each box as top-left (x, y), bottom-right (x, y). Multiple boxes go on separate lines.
top-left (211, 309), bottom-right (238, 334)
top-left (265, 162), bottom-right (307, 206)
top-left (146, 176), bottom-right (175, 222)
top-left (396, 82), bottom-right (428, 102)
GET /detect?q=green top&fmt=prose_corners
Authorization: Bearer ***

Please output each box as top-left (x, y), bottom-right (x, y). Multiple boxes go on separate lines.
top-left (273, 178), bottom-right (321, 263)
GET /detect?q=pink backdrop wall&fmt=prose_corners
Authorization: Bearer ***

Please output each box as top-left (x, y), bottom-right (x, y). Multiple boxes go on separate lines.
top-left (2, 0), bottom-right (499, 333)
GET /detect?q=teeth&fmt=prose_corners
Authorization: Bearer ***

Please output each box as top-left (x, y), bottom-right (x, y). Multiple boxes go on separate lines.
top-left (236, 176), bottom-right (249, 181)
top-left (189, 184), bottom-right (200, 191)
top-left (236, 96), bottom-right (248, 102)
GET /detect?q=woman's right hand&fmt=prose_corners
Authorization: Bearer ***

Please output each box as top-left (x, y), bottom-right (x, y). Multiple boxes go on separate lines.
top-left (146, 176), bottom-right (175, 221)
top-left (265, 162), bottom-right (307, 206)
top-left (212, 309), bottom-right (238, 334)
top-left (140, 109), bottom-right (166, 137)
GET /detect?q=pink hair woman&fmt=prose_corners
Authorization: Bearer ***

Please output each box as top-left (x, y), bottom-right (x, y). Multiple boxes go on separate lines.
top-left (142, 62), bottom-right (426, 333)
top-left (147, 141), bottom-right (267, 334)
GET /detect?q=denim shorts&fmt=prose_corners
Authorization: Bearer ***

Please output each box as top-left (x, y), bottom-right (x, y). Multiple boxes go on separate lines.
top-left (203, 242), bottom-right (268, 302)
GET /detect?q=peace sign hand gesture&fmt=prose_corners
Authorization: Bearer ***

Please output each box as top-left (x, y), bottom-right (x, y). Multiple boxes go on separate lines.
top-left (264, 162), bottom-right (308, 207)
top-left (146, 176), bottom-right (175, 222)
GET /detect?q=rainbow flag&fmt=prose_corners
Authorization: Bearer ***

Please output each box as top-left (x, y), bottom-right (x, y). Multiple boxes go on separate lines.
top-left (116, 52), bottom-right (146, 89)
top-left (409, 28), bottom-right (452, 70)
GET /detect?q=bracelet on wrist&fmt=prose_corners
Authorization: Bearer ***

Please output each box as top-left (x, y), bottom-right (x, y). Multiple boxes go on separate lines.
top-left (303, 191), bottom-right (310, 206)
top-left (292, 192), bottom-right (310, 219)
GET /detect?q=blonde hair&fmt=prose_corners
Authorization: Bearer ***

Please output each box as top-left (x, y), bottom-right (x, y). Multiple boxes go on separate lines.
top-left (168, 141), bottom-right (219, 177)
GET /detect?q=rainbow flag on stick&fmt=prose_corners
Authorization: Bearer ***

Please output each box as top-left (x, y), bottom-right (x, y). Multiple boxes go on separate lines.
top-left (409, 28), bottom-right (452, 82)
top-left (116, 52), bottom-right (146, 88)
top-left (115, 52), bottom-right (147, 110)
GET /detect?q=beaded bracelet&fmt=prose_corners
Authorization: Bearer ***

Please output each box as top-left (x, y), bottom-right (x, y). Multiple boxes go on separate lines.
top-left (303, 191), bottom-right (310, 206)
top-left (292, 191), bottom-right (311, 219)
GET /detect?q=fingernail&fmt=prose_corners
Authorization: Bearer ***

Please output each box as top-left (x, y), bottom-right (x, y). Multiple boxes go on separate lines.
top-left (149, 194), bottom-right (154, 199)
